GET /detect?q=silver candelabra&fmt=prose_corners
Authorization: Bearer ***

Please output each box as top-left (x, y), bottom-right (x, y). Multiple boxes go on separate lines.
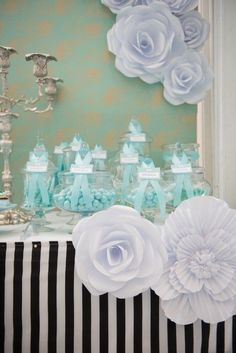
top-left (0, 45), bottom-right (63, 225)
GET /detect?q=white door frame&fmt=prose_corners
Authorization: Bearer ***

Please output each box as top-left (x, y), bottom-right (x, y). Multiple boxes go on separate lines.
top-left (198, 0), bottom-right (236, 207)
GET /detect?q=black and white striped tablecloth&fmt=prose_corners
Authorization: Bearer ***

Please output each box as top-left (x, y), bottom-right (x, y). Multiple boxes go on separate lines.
top-left (0, 240), bottom-right (235, 353)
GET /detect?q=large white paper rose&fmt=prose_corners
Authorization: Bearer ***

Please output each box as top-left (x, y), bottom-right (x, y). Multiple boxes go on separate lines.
top-left (152, 197), bottom-right (236, 324)
top-left (72, 205), bottom-right (167, 298)
top-left (179, 11), bottom-right (210, 50)
top-left (107, 3), bottom-right (186, 84)
top-left (101, 0), bottom-right (155, 14)
top-left (163, 50), bottom-right (213, 105)
top-left (161, 0), bottom-right (198, 15)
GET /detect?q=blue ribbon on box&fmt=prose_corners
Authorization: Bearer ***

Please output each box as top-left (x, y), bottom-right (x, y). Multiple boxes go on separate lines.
top-left (71, 149), bottom-right (93, 211)
top-left (134, 159), bottom-right (166, 220)
top-left (172, 153), bottom-right (194, 207)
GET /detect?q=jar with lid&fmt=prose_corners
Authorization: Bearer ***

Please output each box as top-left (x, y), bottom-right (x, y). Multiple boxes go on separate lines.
top-left (22, 141), bottom-right (56, 210)
top-left (162, 166), bottom-right (211, 211)
top-left (21, 140), bottom-right (57, 235)
top-left (91, 144), bottom-right (108, 171)
top-left (118, 118), bottom-right (152, 158)
top-left (125, 158), bottom-right (167, 222)
top-left (111, 142), bottom-right (140, 203)
top-left (62, 134), bottom-right (83, 172)
top-left (53, 141), bottom-right (69, 185)
top-left (162, 142), bottom-right (199, 169)
top-left (53, 171), bottom-right (116, 215)
top-left (54, 146), bottom-right (116, 216)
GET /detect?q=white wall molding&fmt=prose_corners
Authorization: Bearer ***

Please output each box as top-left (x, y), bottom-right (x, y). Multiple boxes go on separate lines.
top-left (198, 0), bottom-right (236, 206)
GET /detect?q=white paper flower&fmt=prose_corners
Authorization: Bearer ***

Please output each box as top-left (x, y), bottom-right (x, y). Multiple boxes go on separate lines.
top-left (152, 196), bottom-right (236, 324)
top-left (107, 3), bottom-right (186, 84)
top-left (101, 0), bottom-right (155, 14)
top-left (72, 205), bottom-right (167, 298)
top-left (163, 50), bottom-right (213, 105)
top-left (160, 0), bottom-right (198, 15)
top-left (179, 11), bottom-right (210, 50)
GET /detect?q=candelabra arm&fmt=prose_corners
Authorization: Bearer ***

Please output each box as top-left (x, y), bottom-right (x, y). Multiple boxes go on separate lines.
top-left (25, 100), bottom-right (53, 114)
top-left (0, 95), bottom-right (28, 111)
top-left (0, 71), bottom-right (8, 96)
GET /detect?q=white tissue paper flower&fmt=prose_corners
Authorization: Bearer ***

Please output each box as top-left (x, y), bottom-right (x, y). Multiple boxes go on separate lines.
top-left (163, 50), bottom-right (213, 105)
top-left (72, 205), bottom-right (167, 298)
top-left (152, 196), bottom-right (236, 324)
top-left (179, 10), bottom-right (210, 50)
top-left (160, 0), bottom-right (198, 15)
top-left (107, 2), bottom-right (186, 83)
top-left (101, 0), bottom-right (155, 14)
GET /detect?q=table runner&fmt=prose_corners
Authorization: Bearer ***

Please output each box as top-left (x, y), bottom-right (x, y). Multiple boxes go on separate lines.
top-left (0, 240), bottom-right (235, 353)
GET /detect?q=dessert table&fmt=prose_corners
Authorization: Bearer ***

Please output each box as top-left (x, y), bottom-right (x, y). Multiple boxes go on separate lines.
top-left (0, 213), bottom-right (235, 353)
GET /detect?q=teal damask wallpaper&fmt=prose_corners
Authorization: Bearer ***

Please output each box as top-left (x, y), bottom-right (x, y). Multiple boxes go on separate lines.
top-left (0, 0), bottom-right (196, 202)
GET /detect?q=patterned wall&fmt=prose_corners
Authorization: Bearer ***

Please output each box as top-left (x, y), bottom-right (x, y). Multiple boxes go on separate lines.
top-left (0, 0), bottom-right (196, 203)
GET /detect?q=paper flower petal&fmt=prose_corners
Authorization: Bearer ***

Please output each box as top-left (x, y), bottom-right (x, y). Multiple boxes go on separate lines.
top-left (161, 0), bottom-right (198, 15)
top-left (107, 3), bottom-right (186, 84)
top-left (162, 294), bottom-right (198, 325)
top-left (163, 50), bottom-right (213, 105)
top-left (153, 197), bottom-right (236, 324)
top-left (189, 291), bottom-right (236, 324)
top-left (101, 0), bottom-right (155, 14)
top-left (179, 10), bottom-right (210, 50)
top-left (73, 205), bottom-right (167, 298)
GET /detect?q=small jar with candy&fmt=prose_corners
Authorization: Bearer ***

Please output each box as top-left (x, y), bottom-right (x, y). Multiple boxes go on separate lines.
top-left (110, 119), bottom-right (152, 202)
top-left (162, 142), bottom-right (199, 169)
top-left (22, 140), bottom-right (56, 234)
top-left (53, 141), bottom-right (69, 186)
top-left (163, 154), bottom-right (211, 211)
top-left (111, 142), bottom-right (140, 203)
top-left (126, 158), bottom-right (167, 222)
top-left (118, 118), bottom-right (152, 158)
top-left (62, 134), bottom-right (83, 172)
top-left (91, 144), bottom-right (108, 171)
top-left (53, 144), bottom-right (116, 217)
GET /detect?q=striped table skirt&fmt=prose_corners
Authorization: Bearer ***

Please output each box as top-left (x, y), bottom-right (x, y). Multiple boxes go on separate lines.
top-left (0, 240), bottom-right (235, 353)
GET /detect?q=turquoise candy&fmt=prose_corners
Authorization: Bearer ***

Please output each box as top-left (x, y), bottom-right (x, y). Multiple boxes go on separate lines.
top-left (54, 187), bottom-right (116, 213)
top-left (78, 197), bottom-right (85, 206)
top-left (64, 200), bottom-right (71, 210)
top-left (145, 191), bottom-right (154, 201)
top-left (95, 192), bottom-right (102, 200)
top-left (92, 199), bottom-right (100, 209)
top-left (127, 188), bottom-right (159, 209)
top-left (193, 188), bottom-right (205, 196)
top-left (101, 195), bottom-right (108, 204)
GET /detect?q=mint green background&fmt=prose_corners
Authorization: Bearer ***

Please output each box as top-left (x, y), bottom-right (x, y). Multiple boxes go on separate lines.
top-left (0, 0), bottom-right (196, 203)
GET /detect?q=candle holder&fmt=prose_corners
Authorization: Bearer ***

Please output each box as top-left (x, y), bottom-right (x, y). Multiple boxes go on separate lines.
top-left (0, 45), bottom-right (63, 226)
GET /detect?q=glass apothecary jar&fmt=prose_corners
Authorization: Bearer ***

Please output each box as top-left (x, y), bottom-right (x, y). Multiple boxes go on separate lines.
top-left (162, 143), bottom-right (199, 169)
top-left (22, 145), bottom-right (56, 211)
top-left (22, 167), bottom-right (56, 210)
top-left (111, 142), bottom-right (140, 203)
top-left (119, 118), bottom-right (152, 158)
top-left (53, 141), bottom-right (69, 185)
top-left (91, 144), bottom-right (108, 172)
top-left (62, 134), bottom-right (83, 172)
top-left (163, 167), bottom-right (212, 211)
top-left (53, 171), bottom-right (116, 215)
top-left (125, 158), bottom-right (167, 222)
top-left (21, 141), bottom-right (57, 235)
